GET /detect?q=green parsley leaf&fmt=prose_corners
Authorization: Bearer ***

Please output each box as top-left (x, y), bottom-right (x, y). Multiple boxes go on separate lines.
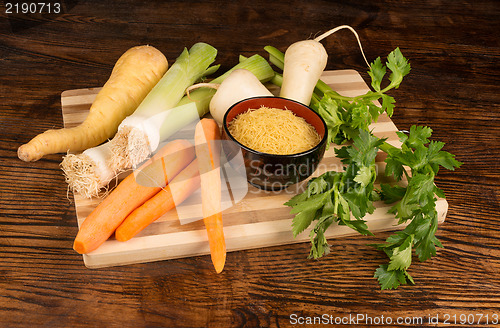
top-left (354, 166), bottom-right (372, 186)
top-left (368, 57), bottom-right (386, 91)
top-left (386, 47), bottom-right (411, 89)
top-left (388, 235), bottom-right (414, 271)
top-left (291, 207), bottom-right (317, 238)
top-left (380, 184), bottom-right (406, 204)
top-left (381, 94), bottom-right (396, 117)
top-left (384, 156), bottom-right (406, 181)
top-left (290, 192), bottom-right (330, 237)
top-left (374, 264), bottom-right (412, 290)
top-left (413, 214), bottom-right (442, 261)
top-left (407, 125), bottom-right (432, 148)
top-left (308, 216), bottom-right (334, 259)
top-left (315, 95), bottom-right (344, 148)
top-left (427, 141), bottom-right (462, 171)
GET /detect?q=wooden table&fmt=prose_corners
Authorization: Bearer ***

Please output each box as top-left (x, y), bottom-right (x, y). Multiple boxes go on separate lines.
top-left (1, 1), bottom-right (498, 326)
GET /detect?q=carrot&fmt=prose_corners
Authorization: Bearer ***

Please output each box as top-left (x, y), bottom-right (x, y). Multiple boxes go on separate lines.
top-left (115, 159), bottom-right (201, 242)
top-left (73, 139), bottom-right (194, 254)
top-left (18, 45), bottom-right (168, 162)
top-left (194, 118), bottom-right (226, 273)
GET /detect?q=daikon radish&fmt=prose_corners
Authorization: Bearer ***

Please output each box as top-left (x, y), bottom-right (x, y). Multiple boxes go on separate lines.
top-left (280, 39), bottom-right (327, 105)
top-left (208, 69), bottom-right (273, 124)
top-left (18, 45), bottom-right (168, 162)
top-left (185, 68), bottom-right (274, 124)
top-left (280, 25), bottom-right (369, 106)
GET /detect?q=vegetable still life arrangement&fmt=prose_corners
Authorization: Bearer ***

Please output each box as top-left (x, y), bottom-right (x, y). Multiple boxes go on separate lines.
top-left (17, 25), bottom-right (461, 289)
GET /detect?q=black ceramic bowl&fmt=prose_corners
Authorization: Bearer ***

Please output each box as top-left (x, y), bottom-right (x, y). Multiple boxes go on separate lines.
top-left (221, 96), bottom-right (328, 191)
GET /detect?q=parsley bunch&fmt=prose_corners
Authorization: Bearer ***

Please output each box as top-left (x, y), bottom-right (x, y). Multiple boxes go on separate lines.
top-left (372, 126), bottom-right (462, 289)
top-left (269, 47), bottom-right (462, 289)
top-left (285, 130), bottom-right (384, 258)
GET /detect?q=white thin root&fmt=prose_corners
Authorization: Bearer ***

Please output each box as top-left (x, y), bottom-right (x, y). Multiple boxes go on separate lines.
top-left (61, 153), bottom-right (109, 199)
top-left (314, 25), bottom-right (370, 68)
top-left (185, 83), bottom-right (219, 101)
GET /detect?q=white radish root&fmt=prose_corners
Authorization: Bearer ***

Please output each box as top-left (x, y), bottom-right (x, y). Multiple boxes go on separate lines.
top-left (314, 25), bottom-right (370, 67)
top-left (187, 69), bottom-right (273, 124)
top-left (280, 39), bottom-right (328, 105)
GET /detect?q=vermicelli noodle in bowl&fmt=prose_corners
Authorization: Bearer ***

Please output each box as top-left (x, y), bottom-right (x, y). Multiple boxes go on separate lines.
top-left (227, 106), bottom-right (321, 155)
top-left (222, 96), bottom-right (328, 191)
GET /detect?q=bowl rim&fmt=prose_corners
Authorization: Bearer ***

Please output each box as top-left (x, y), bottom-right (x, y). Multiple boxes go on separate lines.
top-left (222, 96), bottom-right (329, 159)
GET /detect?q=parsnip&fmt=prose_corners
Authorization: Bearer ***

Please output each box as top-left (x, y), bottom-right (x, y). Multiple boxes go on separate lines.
top-left (18, 45), bottom-right (168, 162)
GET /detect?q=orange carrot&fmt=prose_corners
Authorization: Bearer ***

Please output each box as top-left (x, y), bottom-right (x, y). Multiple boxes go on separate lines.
top-left (194, 118), bottom-right (226, 273)
top-left (73, 139), bottom-right (195, 254)
top-left (115, 159), bottom-right (201, 242)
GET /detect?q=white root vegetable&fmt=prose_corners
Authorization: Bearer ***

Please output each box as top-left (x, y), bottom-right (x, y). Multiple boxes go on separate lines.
top-left (280, 25), bottom-right (370, 106)
top-left (280, 40), bottom-right (328, 105)
top-left (208, 69), bottom-right (273, 124)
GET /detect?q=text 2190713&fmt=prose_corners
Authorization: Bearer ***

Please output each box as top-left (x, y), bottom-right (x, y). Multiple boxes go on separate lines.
top-left (5, 2), bottom-right (61, 14)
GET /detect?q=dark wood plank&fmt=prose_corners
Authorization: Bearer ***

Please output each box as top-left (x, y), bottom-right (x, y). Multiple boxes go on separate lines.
top-left (0, 0), bottom-right (498, 327)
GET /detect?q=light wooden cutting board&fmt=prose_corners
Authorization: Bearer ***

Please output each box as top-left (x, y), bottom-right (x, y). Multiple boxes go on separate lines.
top-left (62, 69), bottom-right (448, 268)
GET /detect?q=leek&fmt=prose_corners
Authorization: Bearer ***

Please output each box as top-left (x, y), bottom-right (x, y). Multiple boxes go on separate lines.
top-left (110, 42), bottom-right (218, 170)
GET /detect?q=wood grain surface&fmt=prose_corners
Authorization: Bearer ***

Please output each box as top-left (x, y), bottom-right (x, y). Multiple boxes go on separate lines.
top-left (0, 0), bottom-right (499, 327)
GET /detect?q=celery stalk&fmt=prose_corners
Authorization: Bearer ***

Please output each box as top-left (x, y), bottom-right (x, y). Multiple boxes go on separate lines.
top-left (264, 45), bottom-right (285, 70)
top-left (202, 64), bottom-right (221, 78)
